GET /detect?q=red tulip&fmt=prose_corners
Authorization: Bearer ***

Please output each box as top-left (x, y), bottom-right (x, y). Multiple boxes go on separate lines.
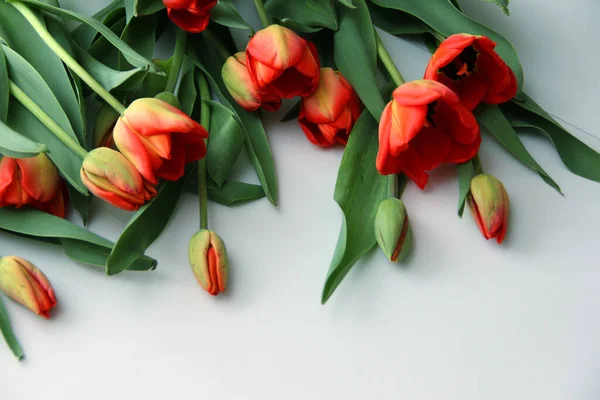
top-left (188, 230), bottom-right (228, 296)
top-left (0, 256), bottom-right (56, 319)
top-left (424, 34), bottom-right (517, 110)
top-left (246, 24), bottom-right (320, 99)
top-left (467, 174), bottom-right (510, 244)
top-left (298, 68), bottom-right (362, 147)
top-left (81, 148), bottom-right (156, 211)
top-left (222, 52), bottom-right (281, 112)
top-left (377, 80), bottom-right (481, 189)
top-left (163, 0), bottom-right (217, 33)
top-left (0, 154), bottom-right (68, 218)
top-left (113, 98), bottom-right (209, 185)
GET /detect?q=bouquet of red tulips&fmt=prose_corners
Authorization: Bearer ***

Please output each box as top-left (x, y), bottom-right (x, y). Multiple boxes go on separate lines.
top-left (0, 0), bottom-right (597, 360)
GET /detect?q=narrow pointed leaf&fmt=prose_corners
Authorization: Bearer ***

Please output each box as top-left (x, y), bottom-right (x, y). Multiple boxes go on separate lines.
top-left (211, 0), bottom-right (253, 31)
top-left (0, 295), bottom-right (24, 361)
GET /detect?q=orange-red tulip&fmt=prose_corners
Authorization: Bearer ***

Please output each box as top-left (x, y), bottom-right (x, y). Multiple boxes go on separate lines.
top-left (113, 98), bottom-right (208, 184)
top-left (0, 154), bottom-right (68, 218)
top-left (163, 0), bottom-right (217, 33)
top-left (377, 80), bottom-right (481, 189)
top-left (246, 25), bottom-right (320, 99)
top-left (298, 68), bottom-right (362, 147)
top-left (81, 148), bottom-right (156, 211)
top-left (222, 52), bottom-right (281, 112)
top-left (467, 174), bottom-right (510, 244)
top-left (0, 256), bottom-right (56, 319)
top-left (424, 34), bottom-right (517, 110)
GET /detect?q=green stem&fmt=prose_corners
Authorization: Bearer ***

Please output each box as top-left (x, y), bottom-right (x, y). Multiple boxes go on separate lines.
top-left (12, 2), bottom-right (127, 115)
top-left (253, 0), bottom-right (270, 28)
top-left (388, 175), bottom-right (398, 198)
top-left (9, 81), bottom-right (88, 159)
top-left (375, 30), bottom-right (405, 87)
top-left (198, 72), bottom-right (211, 230)
top-left (397, 174), bottom-right (408, 197)
top-left (165, 28), bottom-right (188, 94)
top-left (472, 155), bottom-right (484, 175)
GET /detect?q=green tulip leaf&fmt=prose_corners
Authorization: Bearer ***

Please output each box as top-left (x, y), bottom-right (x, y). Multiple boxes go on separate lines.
top-left (0, 295), bottom-right (24, 361)
top-left (211, 0), bottom-right (253, 32)
top-left (106, 168), bottom-right (192, 275)
top-left (369, 2), bottom-right (429, 35)
top-left (337, 0), bottom-right (356, 8)
top-left (134, 0), bottom-right (165, 16)
top-left (178, 67), bottom-right (197, 117)
top-left (322, 111), bottom-right (388, 304)
top-left (369, 0), bottom-right (524, 90)
top-left (67, 185), bottom-right (91, 226)
top-left (334, 0), bottom-right (386, 121)
top-left (265, 0), bottom-right (338, 31)
top-left (483, 0), bottom-right (510, 16)
top-left (118, 14), bottom-right (157, 70)
top-left (0, 2), bottom-right (85, 144)
top-left (0, 42), bottom-right (8, 122)
top-left (185, 181), bottom-right (266, 206)
top-left (475, 104), bottom-right (561, 193)
top-left (12, 0), bottom-right (160, 72)
top-left (191, 32), bottom-right (278, 205)
top-left (503, 97), bottom-right (600, 184)
top-left (72, 1), bottom-right (124, 50)
top-left (457, 161), bottom-right (474, 217)
top-left (0, 208), bottom-right (157, 272)
top-left (281, 101), bottom-right (301, 122)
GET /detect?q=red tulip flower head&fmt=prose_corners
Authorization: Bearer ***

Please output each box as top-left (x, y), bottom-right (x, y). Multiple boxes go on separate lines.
top-left (377, 80), bottom-right (481, 189)
top-left (0, 154), bottom-right (68, 218)
top-left (81, 148), bottom-right (157, 211)
top-left (246, 24), bottom-right (320, 99)
top-left (299, 68), bottom-right (362, 147)
top-left (222, 52), bottom-right (281, 112)
top-left (113, 98), bottom-right (209, 185)
top-left (424, 34), bottom-right (517, 110)
top-left (0, 256), bottom-right (56, 319)
top-left (163, 0), bottom-right (217, 33)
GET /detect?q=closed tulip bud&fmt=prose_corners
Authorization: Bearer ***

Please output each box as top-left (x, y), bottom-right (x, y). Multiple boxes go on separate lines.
top-left (246, 24), bottom-right (320, 99)
top-left (222, 52), bottom-right (281, 112)
top-left (81, 148), bottom-right (157, 211)
top-left (467, 174), bottom-right (509, 244)
top-left (188, 230), bottom-right (228, 296)
top-left (113, 98), bottom-right (209, 185)
top-left (374, 198), bottom-right (412, 262)
top-left (0, 154), bottom-right (68, 218)
top-left (0, 256), bottom-right (56, 318)
top-left (163, 0), bottom-right (217, 33)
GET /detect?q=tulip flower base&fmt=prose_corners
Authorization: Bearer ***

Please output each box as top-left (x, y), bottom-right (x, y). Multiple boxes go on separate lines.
top-left (0, 0), bottom-right (598, 364)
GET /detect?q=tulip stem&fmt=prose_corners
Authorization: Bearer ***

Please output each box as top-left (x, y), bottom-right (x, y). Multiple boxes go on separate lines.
top-left (472, 155), bottom-right (484, 175)
top-left (12, 2), bottom-right (127, 116)
top-left (8, 80), bottom-right (88, 159)
top-left (253, 0), bottom-right (270, 28)
top-left (375, 30), bottom-right (406, 87)
top-left (198, 72), bottom-right (211, 230)
top-left (165, 28), bottom-right (188, 94)
top-left (389, 174), bottom-right (408, 198)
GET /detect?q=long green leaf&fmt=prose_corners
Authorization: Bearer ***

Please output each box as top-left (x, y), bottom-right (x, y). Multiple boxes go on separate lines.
top-left (265, 0), bottom-right (338, 31)
top-left (71, 0), bottom-right (124, 50)
top-left (370, 0), bottom-right (524, 90)
top-left (134, 0), bottom-right (165, 16)
top-left (503, 102), bottom-right (600, 184)
top-left (334, 0), bottom-right (385, 121)
top-left (13, 0), bottom-right (159, 72)
top-left (476, 104), bottom-right (561, 193)
top-left (0, 42), bottom-right (8, 122)
top-left (369, 2), bottom-right (429, 35)
top-left (0, 208), bottom-right (157, 272)
top-left (483, 0), bottom-right (510, 15)
top-left (118, 14), bottom-right (157, 70)
top-left (186, 180), bottom-right (267, 206)
top-left (0, 295), bottom-right (23, 361)
top-left (0, 2), bottom-right (85, 143)
top-left (322, 111), bottom-right (388, 304)
top-left (106, 169), bottom-right (190, 275)
top-left (211, 0), bottom-right (253, 31)
top-left (190, 35), bottom-right (278, 204)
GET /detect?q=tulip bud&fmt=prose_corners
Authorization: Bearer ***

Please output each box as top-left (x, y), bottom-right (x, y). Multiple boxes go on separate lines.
top-left (467, 174), bottom-right (509, 244)
top-left (222, 52), bottom-right (281, 112)
top-left (188, 230), bottom-right (228, 296)
top-left (80, 148), bottom-right (157, 211)
top-left (0, 256), bottom-right (56, 318)
top-left (374, 198), bottom-right (412, 262)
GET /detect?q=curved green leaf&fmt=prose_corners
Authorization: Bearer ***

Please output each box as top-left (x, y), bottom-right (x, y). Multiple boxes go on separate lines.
top-left (370, 0), bottom-right (524, 90)
top-left (334, 0), bottom-right (385, 121)
top-left (0, 296), bottom-right (23, 361)
top-left (211, 0), bottom-right (253, 31)
top-left (208, 181), bottom-right (266, 206)
top-left (0, 119), bottom-right (47, 158)
top-left (13, 0), bottom-right (160, 72)
top-left (134, 0), bottom-right (165, 16)
top-left (72, 1), bottom-right (124, 50)
top-left (483, 0), bottom-right (510, 15)
top-left (106, 168), bottom-right (191, 275)
top-left (265, 0), bottom-right (338, 31)
top-left (118, 14), bottom-right (157, 70)
top-left (369, 2), bottom-right (429, 35)
top-left (322, 111), bottom-right (388, 304)
top-left (476, 104), bottom-right (561, 193)
top-left (0, 208), bottom-right (157, 272)
top-left (0, 43), bottom-right (7, 122)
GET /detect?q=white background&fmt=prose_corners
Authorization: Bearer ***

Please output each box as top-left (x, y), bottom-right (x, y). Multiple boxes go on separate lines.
top-left (1, 1), bottom-right (600, 399)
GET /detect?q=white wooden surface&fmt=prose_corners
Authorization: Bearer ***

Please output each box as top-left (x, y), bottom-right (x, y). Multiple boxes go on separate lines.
top-left (1, 1), bottom-right (599, 399)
